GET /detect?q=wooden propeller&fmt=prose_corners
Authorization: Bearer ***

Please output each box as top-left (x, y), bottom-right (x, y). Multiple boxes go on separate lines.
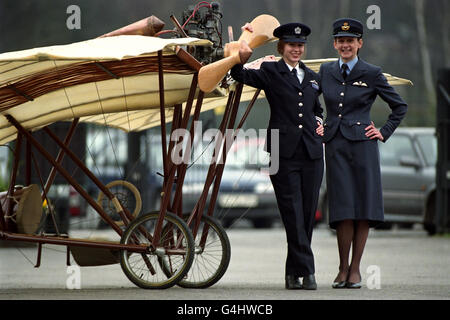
top-left (98, 15), bottom-right (165, 38)
top-left (198, 14), bottom-right (280, 93)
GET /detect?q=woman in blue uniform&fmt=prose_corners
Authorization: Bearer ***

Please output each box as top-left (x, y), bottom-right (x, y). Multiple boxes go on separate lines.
top-left (319, 18), bottom-right (408, 288)
top-left (231, 23), bottom-right (324, 290)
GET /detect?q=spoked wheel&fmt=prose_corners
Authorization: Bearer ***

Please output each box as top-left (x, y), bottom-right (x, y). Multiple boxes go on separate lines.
top-left (160, 214), bottom-right (231, 288)
top-left (97, 180), bottom-right (142, 226)
top-left (120, 212), bottom-right (194, 289)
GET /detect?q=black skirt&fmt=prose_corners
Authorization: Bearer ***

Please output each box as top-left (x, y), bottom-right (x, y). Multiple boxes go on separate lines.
top-left (325, 130), bottom-right (384, 229)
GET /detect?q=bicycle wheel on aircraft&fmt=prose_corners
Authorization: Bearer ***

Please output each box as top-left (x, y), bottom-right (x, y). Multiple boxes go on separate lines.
top-left (160, 214), bottom-right (231, 288)
top-left (97, 180), bottom-right (142, 226)
top-left (120, 211), bottom-right (194, 289)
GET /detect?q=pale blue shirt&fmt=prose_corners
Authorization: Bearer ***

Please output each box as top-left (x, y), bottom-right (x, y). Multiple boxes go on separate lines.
top-left (339, 56), bottom-right (358, 76)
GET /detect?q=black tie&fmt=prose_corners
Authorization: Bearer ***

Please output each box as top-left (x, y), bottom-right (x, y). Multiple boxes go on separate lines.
top-left (341, 64), bottom-right (348, 80)
top-left (291, 68), bottom-right (301, 86)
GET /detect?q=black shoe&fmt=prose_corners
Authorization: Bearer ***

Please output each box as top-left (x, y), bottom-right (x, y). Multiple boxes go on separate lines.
top-left (285, 275), bottom-right (302, 290)
top-left (332, 281), bottom-right (347, 289)
top-left (302, 274), bottom-right (317, 290)
top-left (346, 281), bottom-right (362, 289)
top-left (346, 273), bottom-right (362, 289)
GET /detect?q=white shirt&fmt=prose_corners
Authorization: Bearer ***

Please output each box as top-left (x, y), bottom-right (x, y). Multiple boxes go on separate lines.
top-left (285, 62), bottom-right (305, 84)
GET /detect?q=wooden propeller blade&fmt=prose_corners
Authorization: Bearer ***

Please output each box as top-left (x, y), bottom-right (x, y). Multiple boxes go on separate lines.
top-left (98, 15), bottom-right (165, 38)
top-left (198, 14), bottom-right (280, 93)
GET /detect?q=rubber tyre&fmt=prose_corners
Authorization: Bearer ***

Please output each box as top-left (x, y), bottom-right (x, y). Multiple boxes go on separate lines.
top-left (120, 212), bottom-right (194, 289)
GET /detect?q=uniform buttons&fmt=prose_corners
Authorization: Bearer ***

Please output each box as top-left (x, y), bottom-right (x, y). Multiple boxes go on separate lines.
top-left (340, 92), bottom-right (345, 96)
top-left (298, 102), bottom-right (303, 107)
top-left (342, 82), bottom-right (346, 85)
top-left (357, 122), bottom-right (361, 125)
top-left (338, 114), bottom-right (342, 118)
top-left (298, 92), bottom-right (303, 96)
top-left (299, 113), bottom-right (303, 118)
top-left (339, 103), bottom-right (343, 107)
top-left (298, 124), bottom-right (303, 129)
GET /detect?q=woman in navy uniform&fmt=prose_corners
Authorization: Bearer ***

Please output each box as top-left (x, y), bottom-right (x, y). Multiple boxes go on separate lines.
top-left (318, 18), bottom-right (408, 288)
top-left (231, 23), bottom-right (324, 290)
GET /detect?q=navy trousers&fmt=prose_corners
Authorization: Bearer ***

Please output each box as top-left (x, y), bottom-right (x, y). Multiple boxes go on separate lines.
top-left (270, 139), bottom-right (324, 277)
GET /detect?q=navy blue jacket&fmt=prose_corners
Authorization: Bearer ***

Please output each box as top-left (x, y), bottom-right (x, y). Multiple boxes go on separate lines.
top-left (231, 60), bottom-right (323, 159)
top-left (319, 58), bottom-right (407, 143)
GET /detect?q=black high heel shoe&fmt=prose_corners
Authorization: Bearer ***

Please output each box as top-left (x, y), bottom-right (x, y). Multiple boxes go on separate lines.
top-left (332, 270), bottom-right (348, 289)
top-left (346, 281), bottom-right (362, 289)
top-left (346, 273), bottom-right (362, 289)
top-left (332, 281), bottom-right (347, 289)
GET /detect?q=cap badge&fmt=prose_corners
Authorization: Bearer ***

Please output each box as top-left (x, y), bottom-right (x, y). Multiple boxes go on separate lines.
top-left (341, 22), bottom-right (350, 31)
top-left (294, 27), bottom-right (302, 34)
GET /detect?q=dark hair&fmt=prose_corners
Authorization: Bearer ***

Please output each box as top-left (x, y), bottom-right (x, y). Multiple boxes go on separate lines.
top-left (277, 40), bottom-right (285, 55)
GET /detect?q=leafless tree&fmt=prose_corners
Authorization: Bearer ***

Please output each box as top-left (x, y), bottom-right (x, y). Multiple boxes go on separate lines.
top-left (290, 0), bottom-right (302, 22)
top-left (415, 0), bottom-right (435, 104)
top-left (339, 0), bottom-right (351, 17)
top-left (442, 0), bottom-right (450, 67)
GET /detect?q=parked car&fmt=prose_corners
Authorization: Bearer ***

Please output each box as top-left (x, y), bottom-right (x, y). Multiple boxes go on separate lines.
top-left (319, 127), bottom-right (437, 234)
top-left (182, 137), bottom-right (325, 228)
top-left (182, 137), bottom-right (279, 228)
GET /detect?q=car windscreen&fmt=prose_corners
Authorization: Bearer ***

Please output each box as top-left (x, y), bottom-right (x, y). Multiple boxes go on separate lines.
top-left (416, 134), bottom-right (437, 166)
top-left (379, 134), bottom-right (417, 166)
top-left (226, 140), bottom-right (270, 168)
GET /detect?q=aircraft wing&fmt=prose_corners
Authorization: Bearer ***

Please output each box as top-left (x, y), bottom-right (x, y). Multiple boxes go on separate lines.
top-left (0, 39), bottom-right (412, 144)
top-left (0, 35), bottom-right (219, 144)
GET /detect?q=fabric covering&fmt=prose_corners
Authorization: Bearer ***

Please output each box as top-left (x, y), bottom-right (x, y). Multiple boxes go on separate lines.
top-left (0, 35), bottom-right (220, 144)
top-left (0, 35), bottom-right (412, 145)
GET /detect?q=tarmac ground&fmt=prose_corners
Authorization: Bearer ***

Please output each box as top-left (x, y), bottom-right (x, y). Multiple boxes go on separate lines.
top-left (0, 223), bottom-right (448, 302)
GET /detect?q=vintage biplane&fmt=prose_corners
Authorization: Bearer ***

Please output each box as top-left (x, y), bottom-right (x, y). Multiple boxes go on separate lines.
top-left (0, 8), bottom-right (412, 289)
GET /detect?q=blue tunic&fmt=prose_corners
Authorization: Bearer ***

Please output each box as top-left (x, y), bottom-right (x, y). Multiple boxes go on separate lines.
top-left (319, 58), bottom-right (407, 229)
